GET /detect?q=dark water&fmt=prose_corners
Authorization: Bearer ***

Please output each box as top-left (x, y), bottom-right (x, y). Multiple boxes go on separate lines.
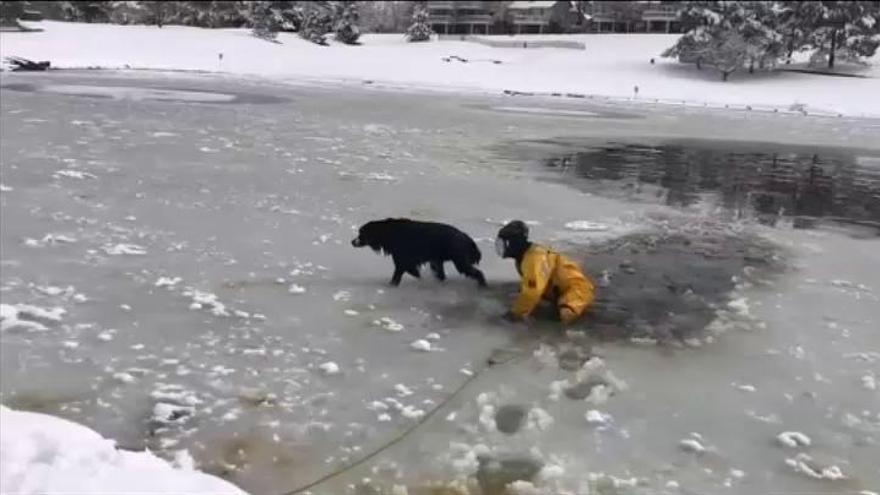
top-left (541, 142), bottom-right (880, 233)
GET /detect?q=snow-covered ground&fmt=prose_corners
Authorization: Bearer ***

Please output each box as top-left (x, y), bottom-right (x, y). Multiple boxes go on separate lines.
top-left (0, 405), bottom-right (244, 494)
top-left (2, 21), bottom-right (880, 117)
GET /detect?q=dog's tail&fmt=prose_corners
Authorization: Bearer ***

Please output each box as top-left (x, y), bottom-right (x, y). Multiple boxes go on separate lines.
top-left (467, 237), bottom-right (482, 265)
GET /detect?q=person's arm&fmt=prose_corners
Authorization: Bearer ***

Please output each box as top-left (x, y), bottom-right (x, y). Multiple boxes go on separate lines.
top-left (509, 251), bottom-right (550, 318)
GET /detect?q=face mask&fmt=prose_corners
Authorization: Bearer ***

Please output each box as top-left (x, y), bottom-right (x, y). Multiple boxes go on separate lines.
top-left (495, 237), bottom-right (507, 257)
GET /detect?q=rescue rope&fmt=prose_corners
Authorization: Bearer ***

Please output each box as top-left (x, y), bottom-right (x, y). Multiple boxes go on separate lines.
top-left (279, 345), bottom-right (529, 495)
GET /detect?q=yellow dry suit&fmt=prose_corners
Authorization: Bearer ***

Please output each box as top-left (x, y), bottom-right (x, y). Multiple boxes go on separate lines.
top-left (510, 244), bottom-right (595, 325)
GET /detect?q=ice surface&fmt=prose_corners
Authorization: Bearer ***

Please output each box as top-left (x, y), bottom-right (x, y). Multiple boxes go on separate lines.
top-left (1, 73), bottom-right (878, 494)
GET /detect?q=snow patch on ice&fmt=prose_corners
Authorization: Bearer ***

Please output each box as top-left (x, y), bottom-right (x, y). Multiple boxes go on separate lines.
top-left (318, 362), bottom-right (341, 375)
top-left (564, 220), bottom-right (610, 232)
top-left (103, 243), bottom-right (147, 256)
top-left (0, 406), bottom-right (244, 494)
top-left (155, 277), bottom-right (182, 288)
top-left (374, 317), bottom-right (404, 332)
top-left (585, 409), bottom-right (612, 426)
top-left (777, 431), bottom-right (811, 448)
top-left (1, 303), bottom-right (65, 332)
top-left (53, 169), bottom-right (97, 180)
top-left (785, 453), bottom-right (846, 480)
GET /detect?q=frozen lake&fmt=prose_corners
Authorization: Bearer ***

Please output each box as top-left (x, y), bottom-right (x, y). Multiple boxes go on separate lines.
top-left (1, 72), bottom-right (879, 495)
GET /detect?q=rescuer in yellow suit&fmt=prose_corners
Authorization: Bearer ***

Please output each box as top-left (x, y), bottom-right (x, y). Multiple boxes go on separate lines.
top-left (495, 220), bottom-right (595, 325)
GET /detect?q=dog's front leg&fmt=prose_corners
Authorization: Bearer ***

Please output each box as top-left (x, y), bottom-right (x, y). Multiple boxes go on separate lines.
top-left (390, 266), bottom-right (404, 286)
top-left (390, 256), bottom-right (406, 286)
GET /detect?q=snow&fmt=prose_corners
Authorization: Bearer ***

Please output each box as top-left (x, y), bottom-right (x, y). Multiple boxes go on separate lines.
top-left (777, 431), bottom-right (812, 448)
top-left (564, 220), bottom-right (610, 232)
top-left (318, 361), bottom-right (341, 375)
top-left (3, 21), bottom-right (879, 116)
top-left (785, 453), bottom-right (846, 481)
top-left (0, 405), bottom-right (245, 494)
top-left (374, 317), bottom-right (404, 332)
top-left (584, 409), bottom-right (612, 425)
top-left (679, 433), bottom-right (708, 454)
top-left (409, 339), bottom-right (433, 352)
top-left (102, 243), bottom-right (147, 255)
top-left (1, 303), bottom-right (65, 332)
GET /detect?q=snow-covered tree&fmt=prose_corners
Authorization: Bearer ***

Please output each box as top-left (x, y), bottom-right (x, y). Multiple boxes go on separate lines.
top-left (405, 3), bottom-right (432, 42)
top-left (251, 0), bottom-right (280, 40)
top-left (802, 1), bottom-right (880, 69)
top-left (664, 2), bottom-right (786, 80)
top-left (57, 1), bottom-right (109, 23)
top-left (0, 1), bottom-right (27, 26)
top-left (333, 1), bottom-right (360, 45)
top-left (776, 1), bottom-right (815, 63)
top-left (299, 2), bottom-right (332, 45)
top-left (105, 1), bottom-right (147, 25)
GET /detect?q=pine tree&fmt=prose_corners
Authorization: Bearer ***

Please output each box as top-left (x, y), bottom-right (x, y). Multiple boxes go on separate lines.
top-left (802, 1), bottom-right (879, 69)
top-left (251, 0), bottom-right (280, 41)
top-left (299, 1), bottom-right (332, 45)
top-left (333, 1), bottom-right (360, 45)
top-left (0, 1), bottom-right (27, 26)
top-left (664, 2), bottom-right (786, 80)
top-left (777, 1), bottom-right (815, 63)
top-left (406, 4), bottom-right (433, 42)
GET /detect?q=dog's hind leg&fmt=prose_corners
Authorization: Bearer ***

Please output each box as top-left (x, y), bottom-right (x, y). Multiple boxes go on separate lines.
top-left (430, 260), bottom-right (446, 281)
top-left (454, 260), bottom-right (487, 287)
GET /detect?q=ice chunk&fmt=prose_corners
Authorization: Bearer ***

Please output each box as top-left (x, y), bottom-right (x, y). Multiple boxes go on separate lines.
top-left (102, 243), bottom-right (147, 256)
top-left (777, 431), bottom-right (811, 448)
top-left (527, 407), bottom-right (554, 431)
top-left (318, 362), bottom-right (340, 375)
top-left (410, 339), bottom-right (432, 352)
top-left (374, 317), bottom-right (404, 332)
top-left (785, 453), bottom-right (845, 480)
top-left (679, 435), bottom-right (707, 454)
top-left (585, 409), bottom-right (612, 425)
top-left (564, 220), bottom-right (609, 232)
top-left (155, 277), bottom-right (182, 288)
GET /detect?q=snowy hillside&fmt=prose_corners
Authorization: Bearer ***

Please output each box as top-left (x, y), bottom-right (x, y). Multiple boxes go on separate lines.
top-left (2, 21), bottom-right (879, 117)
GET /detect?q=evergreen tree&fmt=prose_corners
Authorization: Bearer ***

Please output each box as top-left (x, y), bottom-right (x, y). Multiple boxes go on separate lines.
top-left (802, 1), bottom-right (879, 69)
top-left (0, 1), bottom-right (27, 26)
top-left (333, 1), bottom-right (360, 45)
top-left (251, 0), bottom-right (280, 40)
top-left (406, 4), bottom-right (433, 42)
top-left (664, 2), bottom-right (785, 80)
top-left (299, 1), bottom-right (332, 45)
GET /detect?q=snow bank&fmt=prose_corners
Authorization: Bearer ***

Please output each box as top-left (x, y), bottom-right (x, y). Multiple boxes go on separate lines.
top-left (0, 405), bottom-right (246, 494)
top-left (2, 21), bottom-right (879, 116)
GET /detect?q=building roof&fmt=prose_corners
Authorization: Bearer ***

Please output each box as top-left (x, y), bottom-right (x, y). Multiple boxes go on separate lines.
top-left (508, 1), bottom-right (558, 10)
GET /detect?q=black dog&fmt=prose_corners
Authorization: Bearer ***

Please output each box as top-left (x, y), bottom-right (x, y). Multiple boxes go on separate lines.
top-left (351, 218), bottom-right (487, 287)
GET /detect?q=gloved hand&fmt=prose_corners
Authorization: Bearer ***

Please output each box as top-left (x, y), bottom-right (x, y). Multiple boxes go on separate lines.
top-left (502, 311), bottom-right (534, 326)
top-left (501, 311), bottom-right (519, 323)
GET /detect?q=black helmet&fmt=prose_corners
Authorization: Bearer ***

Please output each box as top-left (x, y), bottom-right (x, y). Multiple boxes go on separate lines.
top-left (497, 220), bottom-right (529, 240)
top-left (495, 220), bottom-right (529, 258)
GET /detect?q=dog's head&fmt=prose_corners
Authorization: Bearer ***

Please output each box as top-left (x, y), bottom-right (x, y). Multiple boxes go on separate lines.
top-left (351, 218), bottom-right (403, 252)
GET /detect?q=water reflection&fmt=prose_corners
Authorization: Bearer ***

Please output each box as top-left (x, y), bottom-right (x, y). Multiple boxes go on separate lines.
top-left (544, 143), bottom-right (880, 231)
